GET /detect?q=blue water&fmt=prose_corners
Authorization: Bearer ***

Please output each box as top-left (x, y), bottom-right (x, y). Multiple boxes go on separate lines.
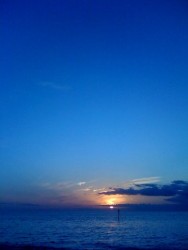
top-left (0, 208), bottom-right (188, 249)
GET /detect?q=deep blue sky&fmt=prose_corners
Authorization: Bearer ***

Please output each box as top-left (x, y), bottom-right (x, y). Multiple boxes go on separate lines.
top-left (1, 0), bottom-right (188, 206)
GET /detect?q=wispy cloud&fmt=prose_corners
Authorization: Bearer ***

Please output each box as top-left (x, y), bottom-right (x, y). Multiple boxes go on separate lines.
top-left (3, 178), bottom-right (188, 208)
top-left (93, 188), bottom-right (107, 192)
top-left (78, 182), bottom-right (86, 186)
top-left (105, 177), bottom-right (161, 190)
top-left (131, 177), bottom-right (160, 185)
top-left (35, 180), bottom-right (100, 207)
top-left (81, 187), bottom-right (93, 192)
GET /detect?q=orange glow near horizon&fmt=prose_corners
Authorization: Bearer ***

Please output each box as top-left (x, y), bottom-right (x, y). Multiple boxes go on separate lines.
top-left (100, 194), bottom-right (126, 206)
top-left (107, 198), bottom-right (116, 205)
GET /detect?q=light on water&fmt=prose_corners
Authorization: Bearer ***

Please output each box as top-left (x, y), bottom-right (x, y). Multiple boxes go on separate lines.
top-left (1, 208), bottom-right (188, 250)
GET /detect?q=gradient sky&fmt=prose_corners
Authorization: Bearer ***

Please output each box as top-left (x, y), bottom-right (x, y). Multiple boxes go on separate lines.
top-left (1, 0), bottom-right (188, 207)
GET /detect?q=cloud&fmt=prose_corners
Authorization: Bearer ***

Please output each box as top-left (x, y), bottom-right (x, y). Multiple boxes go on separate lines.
top-left (131, 177), bottom-right (160, 185)
top-left (116, 177), bottom-right (160, 189)
top-left (34, 180), bottom-right (100, 207)
top-left (81, 187), bottom-right (92, 192)
top-left (78, 182), bottom-right (86, 186)
top-left (99, 180), bottom-right (188, 205)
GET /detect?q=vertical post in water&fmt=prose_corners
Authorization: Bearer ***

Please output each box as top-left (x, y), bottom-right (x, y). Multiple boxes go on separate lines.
top-left (117, 208), bottom-right (120, 222)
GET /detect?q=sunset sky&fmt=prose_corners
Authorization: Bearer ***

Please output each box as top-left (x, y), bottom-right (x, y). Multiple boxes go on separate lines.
top-left (1, 0), bottom-right (188, 208)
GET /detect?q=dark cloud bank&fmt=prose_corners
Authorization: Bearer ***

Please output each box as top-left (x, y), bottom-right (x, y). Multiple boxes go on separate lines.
top-left (99, 180), bottom-right (188, 210)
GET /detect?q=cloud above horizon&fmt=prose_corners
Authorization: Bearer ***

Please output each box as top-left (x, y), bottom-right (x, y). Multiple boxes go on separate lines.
top-left (2, 178), bottom-right (188, 208)
top-left (35, 181), bottom-right (99, 206)
top-left (131, 177), bottom-right (160, 185)
top-left (38, 179), bottom-right (188, 207)
top-left (99, 180), bottom-right (188, 205)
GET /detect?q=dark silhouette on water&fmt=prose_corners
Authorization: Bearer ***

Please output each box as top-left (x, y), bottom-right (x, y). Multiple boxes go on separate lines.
top-left (118, 208), bottom-right (120, 222)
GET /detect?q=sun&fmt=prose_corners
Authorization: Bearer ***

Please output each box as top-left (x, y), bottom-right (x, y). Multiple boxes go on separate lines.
top-left (106, 198), bottom-right (116, 206)
top-left (101, 194), bottom-right (127, 207)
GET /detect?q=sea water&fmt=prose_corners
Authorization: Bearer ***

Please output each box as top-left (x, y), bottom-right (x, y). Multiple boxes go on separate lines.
top-left (0, 207), bottom-right (188, 249)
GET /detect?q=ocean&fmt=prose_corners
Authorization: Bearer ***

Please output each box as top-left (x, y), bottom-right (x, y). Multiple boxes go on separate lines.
top-left (0, 207), bottom-right (188, 250)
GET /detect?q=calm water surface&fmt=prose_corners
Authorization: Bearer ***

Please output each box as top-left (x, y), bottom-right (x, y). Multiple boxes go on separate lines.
top-left (0, 208), bottom-right (188, 249)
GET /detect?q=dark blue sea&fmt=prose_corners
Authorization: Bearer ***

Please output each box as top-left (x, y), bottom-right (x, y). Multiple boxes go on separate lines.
top-left (0, 207), bottom-right (188, 250)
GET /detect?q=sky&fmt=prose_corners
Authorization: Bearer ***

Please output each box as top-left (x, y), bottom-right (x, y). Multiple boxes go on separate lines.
top-left (1, 0), bottom-right (188, 208)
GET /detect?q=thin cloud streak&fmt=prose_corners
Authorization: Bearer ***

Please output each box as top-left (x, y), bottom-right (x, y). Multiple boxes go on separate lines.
top-left (78, 182), bottom-right (86, 186)
top-left (131, 177), bottom-right (161, 185)
top-left (36, 181), bottom-right (100, 206)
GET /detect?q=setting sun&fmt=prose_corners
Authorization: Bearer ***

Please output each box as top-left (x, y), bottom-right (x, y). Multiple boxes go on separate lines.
top-left (100, 194), bottom-right (126, 206)
top-left (107, 199), bottom-right (115, 205)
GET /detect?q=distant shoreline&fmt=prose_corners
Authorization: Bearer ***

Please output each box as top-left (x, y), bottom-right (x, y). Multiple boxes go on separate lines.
top-left (1, 203), bottom-right (188, 211)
